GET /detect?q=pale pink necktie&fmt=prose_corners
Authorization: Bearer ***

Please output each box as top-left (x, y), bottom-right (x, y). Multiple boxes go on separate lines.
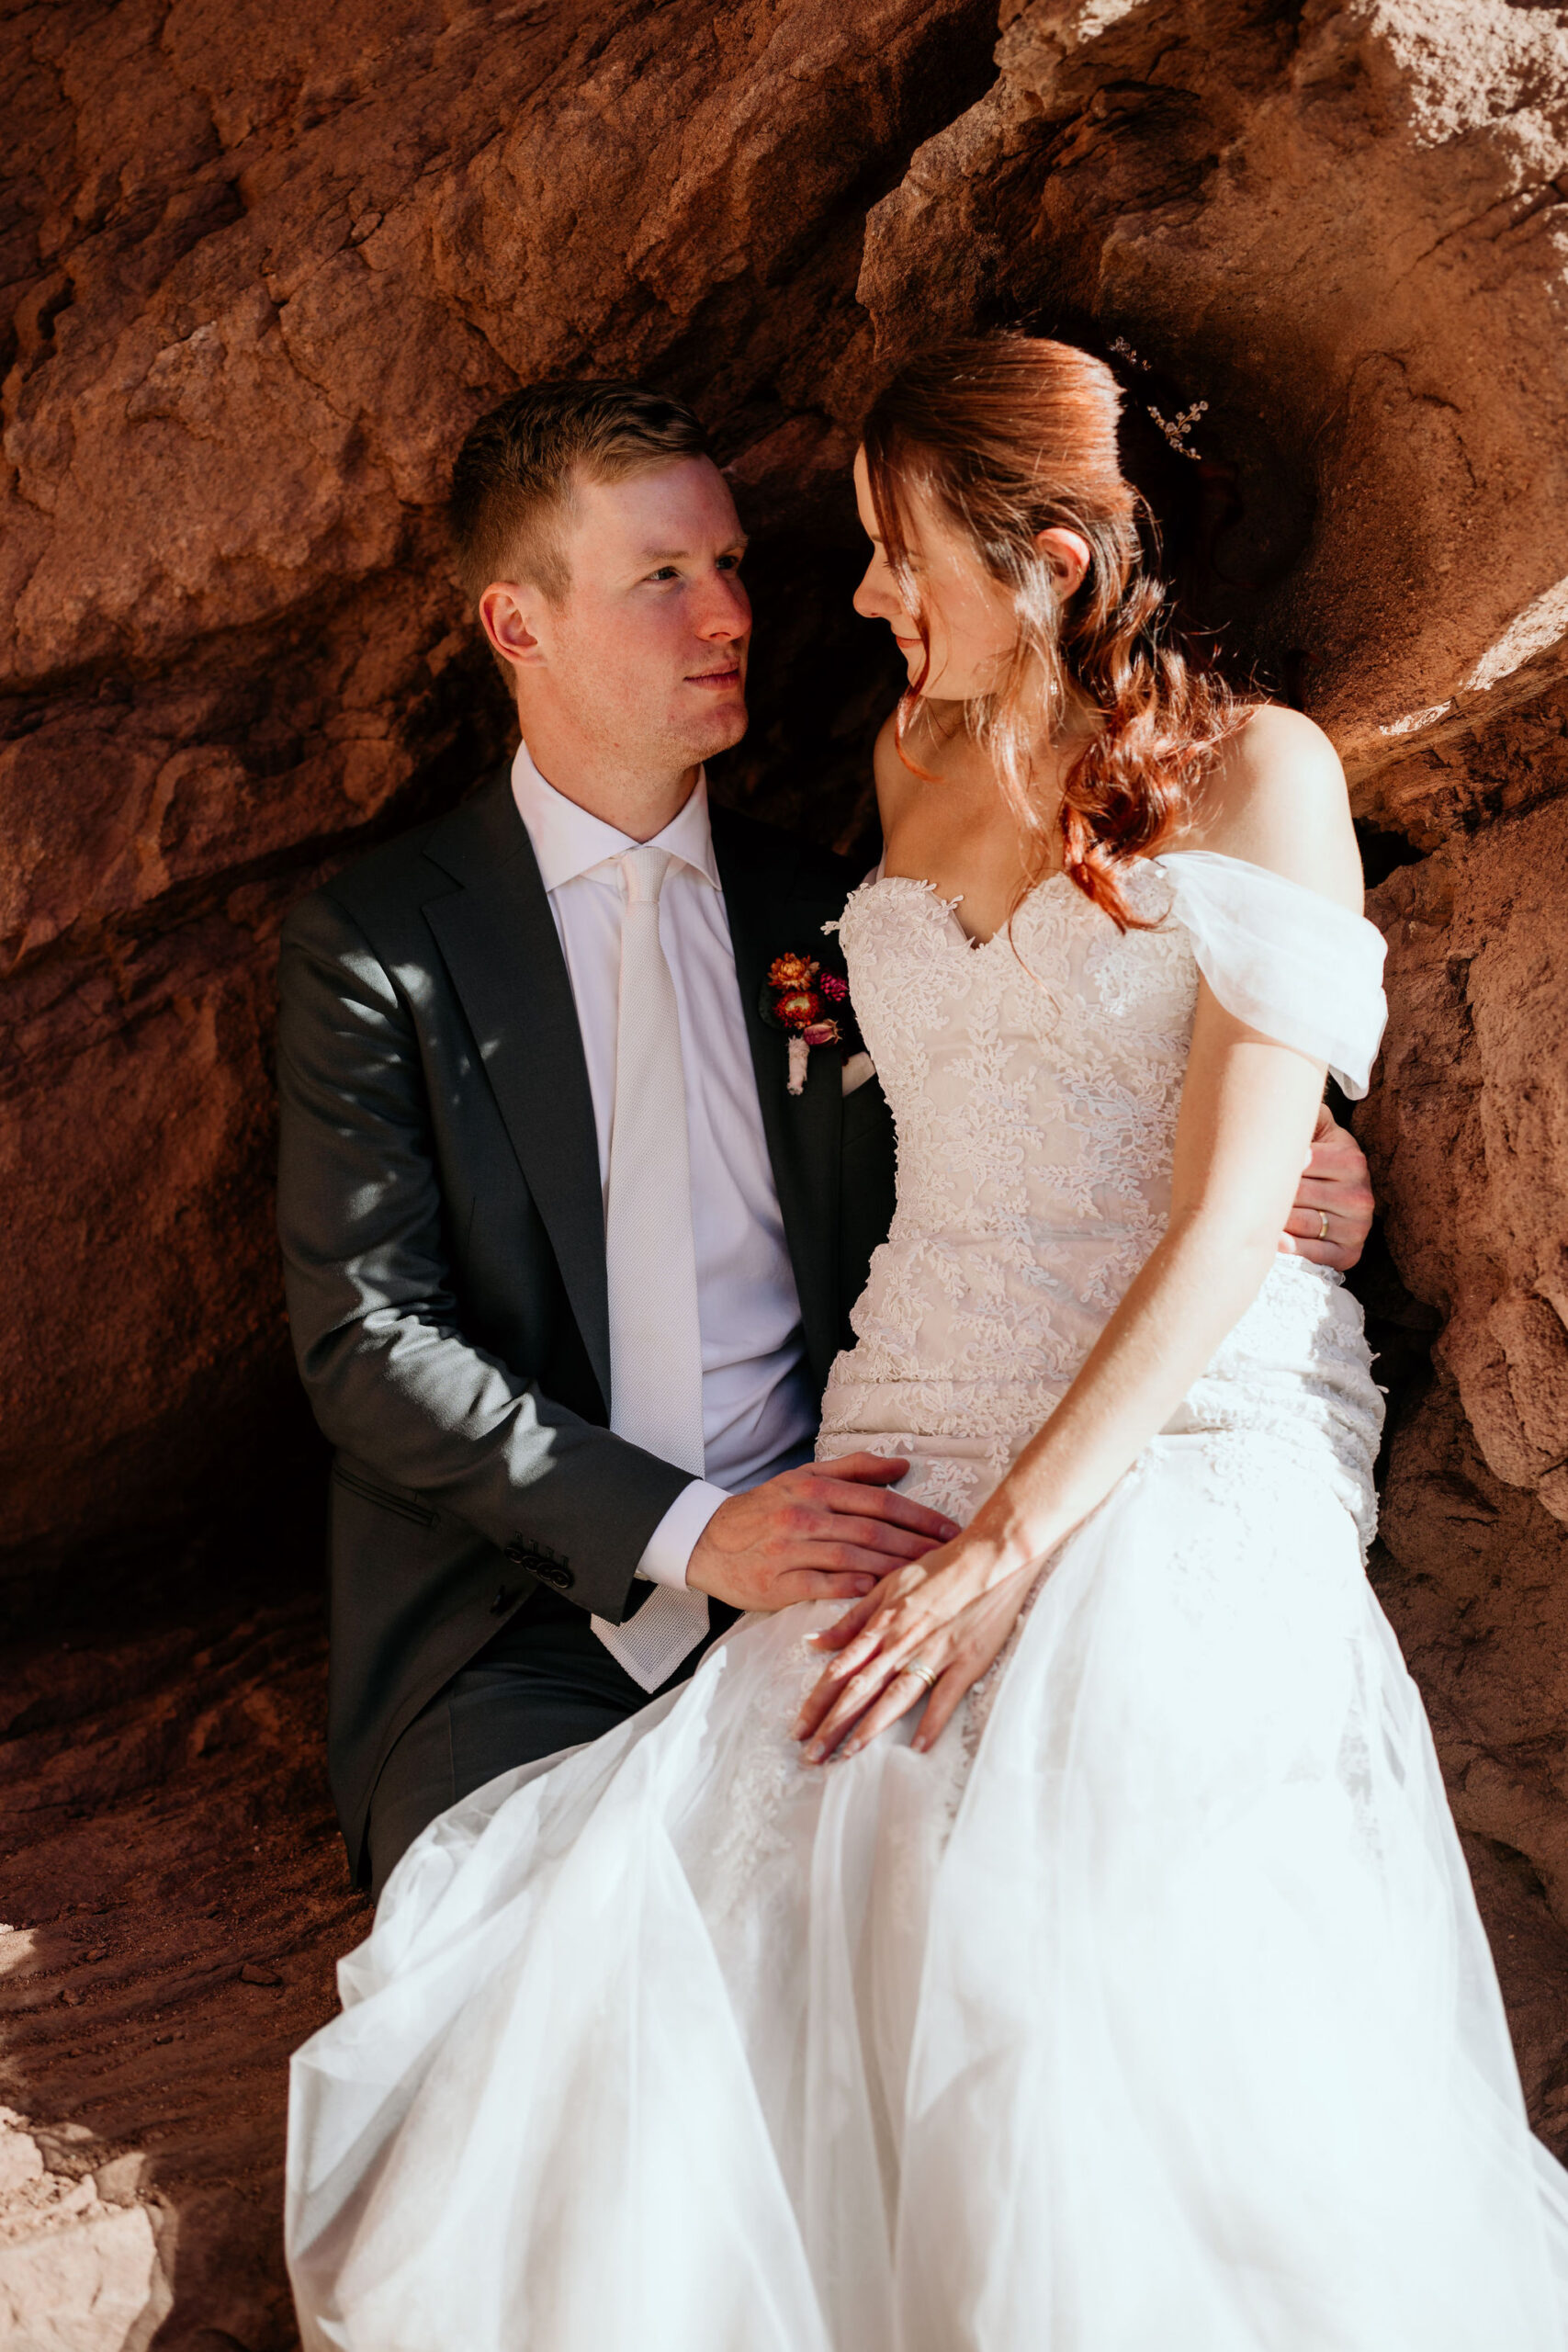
top-left (591, 846), bottom-right (712, 1690)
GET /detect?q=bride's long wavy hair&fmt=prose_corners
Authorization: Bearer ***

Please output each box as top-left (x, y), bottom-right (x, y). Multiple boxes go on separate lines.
top-left (861, 334), bottom-right (1244, 929)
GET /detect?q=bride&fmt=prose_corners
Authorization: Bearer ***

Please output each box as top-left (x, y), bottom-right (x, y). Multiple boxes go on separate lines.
top-left (288, 336), bottom-right (1568, 2349)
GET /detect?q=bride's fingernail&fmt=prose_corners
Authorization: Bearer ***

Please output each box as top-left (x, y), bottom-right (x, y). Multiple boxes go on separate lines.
top-left (803, 1742), bottom-right (823, 1763)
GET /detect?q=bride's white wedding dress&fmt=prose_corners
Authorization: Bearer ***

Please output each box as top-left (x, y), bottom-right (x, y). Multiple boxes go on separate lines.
top-left (288, 854), bottom-right (1568, 2351)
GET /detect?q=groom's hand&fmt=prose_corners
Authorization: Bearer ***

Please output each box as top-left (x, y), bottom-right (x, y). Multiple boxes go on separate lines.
top-left (1280, 1103), bottom-right (1374, 1272)
top-left (686, 1455), bottom-right (960, 1614)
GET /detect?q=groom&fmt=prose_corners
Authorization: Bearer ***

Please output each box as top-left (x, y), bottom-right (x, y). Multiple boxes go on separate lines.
top-left (276, 379), bottom-right (1375, 1896)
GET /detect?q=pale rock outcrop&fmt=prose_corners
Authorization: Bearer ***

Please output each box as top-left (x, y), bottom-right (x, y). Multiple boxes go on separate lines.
top-left (0, 2109), bottom-right (169, 2352)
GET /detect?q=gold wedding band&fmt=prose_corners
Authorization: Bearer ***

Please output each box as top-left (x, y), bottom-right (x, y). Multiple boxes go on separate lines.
top-left (1317, 1209), bottom-right (1330, 1242)
top-left (904, 1660), bottom-right (939, 1692)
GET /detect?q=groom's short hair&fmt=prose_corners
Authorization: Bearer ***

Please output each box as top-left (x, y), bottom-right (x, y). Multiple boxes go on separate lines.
top-left (450, 380), bottom-right (711, 606)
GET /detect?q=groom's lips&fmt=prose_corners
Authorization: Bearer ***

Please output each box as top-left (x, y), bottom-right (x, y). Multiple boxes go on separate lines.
top-left (685, 665), bottom-right (744, 689)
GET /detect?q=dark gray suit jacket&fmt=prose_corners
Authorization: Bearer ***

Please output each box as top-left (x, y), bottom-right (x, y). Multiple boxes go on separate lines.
top-left (276, 769), bottom-right (897, 1882)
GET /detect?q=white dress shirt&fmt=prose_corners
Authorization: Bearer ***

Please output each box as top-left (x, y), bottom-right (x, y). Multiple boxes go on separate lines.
top-left (511, 741), bottom-right (816, 1589)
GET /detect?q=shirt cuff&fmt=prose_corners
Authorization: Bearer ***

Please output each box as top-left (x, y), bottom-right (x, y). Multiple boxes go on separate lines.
top-left (636, 1479), bottom-right (729, 1589)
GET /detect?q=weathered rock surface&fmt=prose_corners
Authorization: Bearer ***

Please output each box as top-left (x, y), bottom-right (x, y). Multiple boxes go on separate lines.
top-left (0, 1579), bottom-right (366, 2350)
top-left (861, 0), bottom-right (1568, 770)
top-left (4, 0), bottom-right (1568, 2341)
top-left (6, 0), bottom-right (1564, 1572)
top-left (1363, 781), bottom-right (1568, 1534)
top-left (1358, 750), bottom-right (1568, 2103)
top-left (1, 0), bottom-right (996, 1586)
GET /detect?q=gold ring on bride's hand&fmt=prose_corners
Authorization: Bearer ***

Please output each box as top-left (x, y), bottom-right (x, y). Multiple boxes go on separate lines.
top-left (903, 1659), bottom-right (939, 1692)
top-left (1317, 1209), bottom-right (1330, 1242)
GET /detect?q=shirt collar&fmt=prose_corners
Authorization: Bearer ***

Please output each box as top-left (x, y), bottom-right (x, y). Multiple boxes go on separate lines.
top-left (510, 739), bottom-right (721, 895)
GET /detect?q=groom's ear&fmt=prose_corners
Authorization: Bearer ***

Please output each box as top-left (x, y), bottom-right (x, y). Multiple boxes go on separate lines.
top-left (479, 581), bottom-right (549, 673)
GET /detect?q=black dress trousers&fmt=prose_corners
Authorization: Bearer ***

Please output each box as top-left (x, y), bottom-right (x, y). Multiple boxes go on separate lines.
top-left (367, 1584), bottom-right (736, 1898)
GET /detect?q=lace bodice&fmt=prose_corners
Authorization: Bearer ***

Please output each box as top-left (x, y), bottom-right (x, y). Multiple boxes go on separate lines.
top-left (860, 862), bottom-right (1199, 1303)
top-left (818, 854), bottom-right (1388, 1535)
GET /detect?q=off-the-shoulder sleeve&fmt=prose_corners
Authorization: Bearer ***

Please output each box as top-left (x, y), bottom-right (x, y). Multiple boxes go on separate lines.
top-left (1150, 851), bottom-right (1388, 1099)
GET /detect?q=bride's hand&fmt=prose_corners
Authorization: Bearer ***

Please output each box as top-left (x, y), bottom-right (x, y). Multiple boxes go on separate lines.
top-left (792, 1532), bottom-right (1040, 1763)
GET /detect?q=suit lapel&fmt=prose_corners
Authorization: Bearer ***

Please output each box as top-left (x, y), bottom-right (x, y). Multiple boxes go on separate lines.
top-left (711, 805), bottom-right (843, 1395)
top-left (423, 775), bottom-right (611, 1409)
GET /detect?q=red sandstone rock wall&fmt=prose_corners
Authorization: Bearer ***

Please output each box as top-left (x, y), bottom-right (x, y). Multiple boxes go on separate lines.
top-left (0, 0), bottom-right (996, 1587)
top-left (4, 0), bottom-right (1568, 2342)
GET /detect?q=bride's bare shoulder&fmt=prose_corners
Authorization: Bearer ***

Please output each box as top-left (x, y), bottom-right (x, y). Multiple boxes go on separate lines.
top-left (1181, 704), bottom-right (1363, 914)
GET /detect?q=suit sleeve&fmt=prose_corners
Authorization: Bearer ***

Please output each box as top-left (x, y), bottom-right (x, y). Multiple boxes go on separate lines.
top-left (275, 889), bottom-right (694, 1623)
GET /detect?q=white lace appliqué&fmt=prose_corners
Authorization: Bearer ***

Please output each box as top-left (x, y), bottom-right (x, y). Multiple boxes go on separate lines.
top-left (816, 864), bottom-right (1384, 1785)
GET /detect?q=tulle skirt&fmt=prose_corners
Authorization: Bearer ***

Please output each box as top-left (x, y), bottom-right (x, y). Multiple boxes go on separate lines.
top-left (287, 1428), bottom-right (1568, 2349)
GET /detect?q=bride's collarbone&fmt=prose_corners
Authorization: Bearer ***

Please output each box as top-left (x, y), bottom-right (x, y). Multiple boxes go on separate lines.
top-left (878, 742), bottom-right (1069, 947)
top-left (878, 826), bottom-right (1063, 947)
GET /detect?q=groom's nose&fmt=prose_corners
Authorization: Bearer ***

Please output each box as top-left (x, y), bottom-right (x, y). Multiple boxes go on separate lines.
top-left (693, 566), bottom-right (751, 643)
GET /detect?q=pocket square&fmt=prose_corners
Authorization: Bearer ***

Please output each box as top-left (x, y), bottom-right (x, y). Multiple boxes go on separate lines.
top-left (841, 1051), bottom-right (876, 1097)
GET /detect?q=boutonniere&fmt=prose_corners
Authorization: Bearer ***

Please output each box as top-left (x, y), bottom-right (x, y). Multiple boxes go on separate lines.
top-left (760, 949), bottom-right (860, 1096)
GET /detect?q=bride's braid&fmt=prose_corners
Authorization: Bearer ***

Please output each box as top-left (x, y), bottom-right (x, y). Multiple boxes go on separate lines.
top-left (860, 334), bottom-right (1243, 930)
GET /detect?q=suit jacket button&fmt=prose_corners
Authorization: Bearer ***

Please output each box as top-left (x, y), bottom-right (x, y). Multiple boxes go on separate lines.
top-left (490, 1586), bottom-right (515, 1615)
